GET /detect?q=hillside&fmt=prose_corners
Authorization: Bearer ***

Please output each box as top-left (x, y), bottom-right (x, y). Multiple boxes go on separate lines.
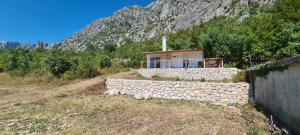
top-left (59, 0), bottom-right (274, 51)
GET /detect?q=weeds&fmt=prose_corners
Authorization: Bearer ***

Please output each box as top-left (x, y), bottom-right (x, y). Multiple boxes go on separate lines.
top-left (232, 71), bottom-right (246, 83)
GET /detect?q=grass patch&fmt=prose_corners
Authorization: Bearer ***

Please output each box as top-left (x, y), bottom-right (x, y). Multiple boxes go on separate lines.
top-left (0, 73), bottom-right (71, 86)
top-left (241, 104), bottom-right (270, 135)
top-left (0, 95), bottom-right (256, 135)
top-left (232, 71), bottom-right (247, 83)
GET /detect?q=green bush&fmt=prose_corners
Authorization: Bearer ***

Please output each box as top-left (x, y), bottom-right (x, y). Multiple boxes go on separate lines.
top-left (45, 57), bottom-right (73, 77)
top-left (99, 55), bottom-right (112, 68)
top-left (199, 78), bottom-right (205, 82)
top-left (77, 64), bottom-right (98, 79)
top-left (63, 71), bottom-right (77, 80)
top-left (6, 49), bottom-right (31, 76)
top-left (232, 71), bottom-right (246, 83)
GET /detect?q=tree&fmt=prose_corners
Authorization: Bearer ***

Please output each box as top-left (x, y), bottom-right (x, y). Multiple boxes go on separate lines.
top-left (103, 44), bottom-right (117, 53)
top-left (169, 38), bottom-right (184, 50)
top-left (44, 49), bottom-right (73, 77)
top-left (99, 55), bottom-right (112, 68)
top-left (45, 57), bottom-right (72, 77)
top-left (6, 48), bottom-right (31, 76)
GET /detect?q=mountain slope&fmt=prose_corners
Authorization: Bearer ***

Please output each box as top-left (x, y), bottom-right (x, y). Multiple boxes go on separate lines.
top-left (0, 41), bottom-right (21, 49)
top-left (60, 0), bottom-right (274, 51)
top-left (0, 41), bottom-right (49, 50)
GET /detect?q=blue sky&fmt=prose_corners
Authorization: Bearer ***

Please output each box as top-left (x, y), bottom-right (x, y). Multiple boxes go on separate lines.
top-left (0, 0), bottom-right (154, 44)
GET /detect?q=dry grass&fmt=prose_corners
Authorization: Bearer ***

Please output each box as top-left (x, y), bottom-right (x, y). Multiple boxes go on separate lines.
top-left (0, 71), bottom-right (270, 135)
top-left (0, 95), bottom-right (252, 135)
top-left (0, 73), bottom-right (72, 86)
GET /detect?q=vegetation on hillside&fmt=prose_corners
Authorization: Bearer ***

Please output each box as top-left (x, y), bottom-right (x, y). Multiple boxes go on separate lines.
top-left (0, 0), bottom-right (299, 79)
top-left (166, 0), bottom-right (300, 68)
top-left (0, 41), bottom-right (159, 79)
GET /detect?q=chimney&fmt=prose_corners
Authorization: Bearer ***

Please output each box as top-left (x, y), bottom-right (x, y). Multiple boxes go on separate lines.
top-left (162, 35), bottom-right (167, 51)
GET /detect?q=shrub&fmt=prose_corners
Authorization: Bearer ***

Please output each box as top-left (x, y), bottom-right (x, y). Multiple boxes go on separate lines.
top-left (76, 57), bottom-right (98, 79)
top-left (63, 71), bottom-right (77, 80)
top-left (77, 65), bottom-right (98, 79)
top-left (200, 78), bottom-right (206, 82)
top-left (99, 55), bottom-right (112, 68)
top-left (103, 44), bottom-right (117, 53)
top-left (232, 71), bottom-right (246, 83)
top-left (151, 75), bottom-right (161, 80)
top-left (45, 57), bottom-right (73, 77)
top-left (7, 49), bottom-right (31, 76)
top-left (221, 78), bottom-right (231, 83)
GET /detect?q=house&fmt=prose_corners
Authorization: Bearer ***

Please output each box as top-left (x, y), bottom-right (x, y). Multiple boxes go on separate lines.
top-left (141, 36), bottom-right (224, 68)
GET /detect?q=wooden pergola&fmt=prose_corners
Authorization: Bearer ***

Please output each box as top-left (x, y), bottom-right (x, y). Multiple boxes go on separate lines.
top-left (203, 58), bottom-right (224, 68)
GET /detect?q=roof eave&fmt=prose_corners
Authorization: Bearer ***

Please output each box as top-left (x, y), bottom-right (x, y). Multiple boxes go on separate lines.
top-left (142, 49), bottom-right (204, 54)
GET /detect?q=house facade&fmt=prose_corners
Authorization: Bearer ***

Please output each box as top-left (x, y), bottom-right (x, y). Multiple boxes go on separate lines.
top-left (141, 35), bottom-right (223, 68)
top-left (143, 49), bottom-right (204, 68)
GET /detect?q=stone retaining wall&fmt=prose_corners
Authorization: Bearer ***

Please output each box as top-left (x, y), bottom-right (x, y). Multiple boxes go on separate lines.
top-left (138, 68), bottom-right (240, 81)
top-left (106, 79), bottom-right (249, 105)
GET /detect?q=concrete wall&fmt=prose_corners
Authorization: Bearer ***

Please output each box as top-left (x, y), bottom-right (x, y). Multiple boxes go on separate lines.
top-left (106, 79), bottom-right (249, 105)
top-left (254, 59), bottom-right (300, 134)
top-left (138, 68), bottom-right (240, 81)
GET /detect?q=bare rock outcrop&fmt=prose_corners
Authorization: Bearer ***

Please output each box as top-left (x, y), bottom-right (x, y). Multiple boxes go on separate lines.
top-left (60, 0), bottom-right (274, 51)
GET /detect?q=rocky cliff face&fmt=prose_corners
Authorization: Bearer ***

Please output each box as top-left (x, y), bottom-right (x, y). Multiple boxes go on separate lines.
top-left (60, 0), bottom-right (274, 51)
top-left (0, 41), bottom-right (21, 49)
top-left (0, 41), bottom-right (49, 50)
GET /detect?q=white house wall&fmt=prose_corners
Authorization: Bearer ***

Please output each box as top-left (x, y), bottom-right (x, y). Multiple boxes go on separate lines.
top-left (146, 54), bottom-right (168, 68)
top-left (171, 51), bottom-right (204, 68)
top-left (146, 51), bottom-right (204, 68)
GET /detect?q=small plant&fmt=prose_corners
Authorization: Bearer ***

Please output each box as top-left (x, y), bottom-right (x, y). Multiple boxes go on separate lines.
top-left (151, 75), bottom-right (161, 80)
top-left (63, 71), bottom-right (77, 80)
top-left (175, 77), bottom-right (180, 81)
top-left (221, 78), bottom-right (231, 83)
top-left (247, 127), bottom-right (269, 135)
top-left (200, 78), bottom-right (206, 82)
top-left (232, 71), bottom-right (246, 83)
top-left (99, 55), bottom-right (112, 68)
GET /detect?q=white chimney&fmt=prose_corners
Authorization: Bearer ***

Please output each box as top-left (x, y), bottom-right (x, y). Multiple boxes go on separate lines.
top-left (162, 35), bottom-right (167, 51)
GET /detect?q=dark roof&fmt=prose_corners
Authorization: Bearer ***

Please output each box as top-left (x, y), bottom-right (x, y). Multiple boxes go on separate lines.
top-left (250, 55), bottom-right (300, 70)
top-left (269, 55), bottom-right (300, 67)
top-left (142, 49), bottom-right (204, 54)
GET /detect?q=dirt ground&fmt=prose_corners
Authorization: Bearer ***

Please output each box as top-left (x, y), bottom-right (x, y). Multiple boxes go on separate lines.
top-left (0, 71), bottom-right (137, 108)
top-left (0, 71), bottom-right (269, 135)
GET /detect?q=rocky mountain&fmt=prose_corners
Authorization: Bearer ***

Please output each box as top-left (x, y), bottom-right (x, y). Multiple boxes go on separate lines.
top-left (60, 0), bottom-right (275, 51)
top-left (0, 41), bottom-right (21, 49)
top-left (0, 41), bottom-right (49, 50)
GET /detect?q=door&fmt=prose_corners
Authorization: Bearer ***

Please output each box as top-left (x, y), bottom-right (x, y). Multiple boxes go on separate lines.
top-left (150, 57), bottom-right (161, 68)
top-left (183, 60), bottom-right (189, 68)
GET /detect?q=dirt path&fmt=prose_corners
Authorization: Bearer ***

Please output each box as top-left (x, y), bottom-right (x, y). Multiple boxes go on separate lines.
top-left (0, 70), bottom-right (137, 108)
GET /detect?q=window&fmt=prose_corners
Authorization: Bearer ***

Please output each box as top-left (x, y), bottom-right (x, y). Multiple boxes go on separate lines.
top-left (150, 57), bottom-right (161, 68)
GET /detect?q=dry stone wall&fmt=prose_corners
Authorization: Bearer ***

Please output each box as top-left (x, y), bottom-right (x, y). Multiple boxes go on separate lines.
top-left (138, 68), bottom-right (240, 81)
top-left (106, 79), bottom-right (249, 105)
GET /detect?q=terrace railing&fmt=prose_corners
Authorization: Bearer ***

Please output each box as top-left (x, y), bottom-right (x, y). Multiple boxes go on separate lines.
top-left (140, 58), bottom-right (223, 69)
